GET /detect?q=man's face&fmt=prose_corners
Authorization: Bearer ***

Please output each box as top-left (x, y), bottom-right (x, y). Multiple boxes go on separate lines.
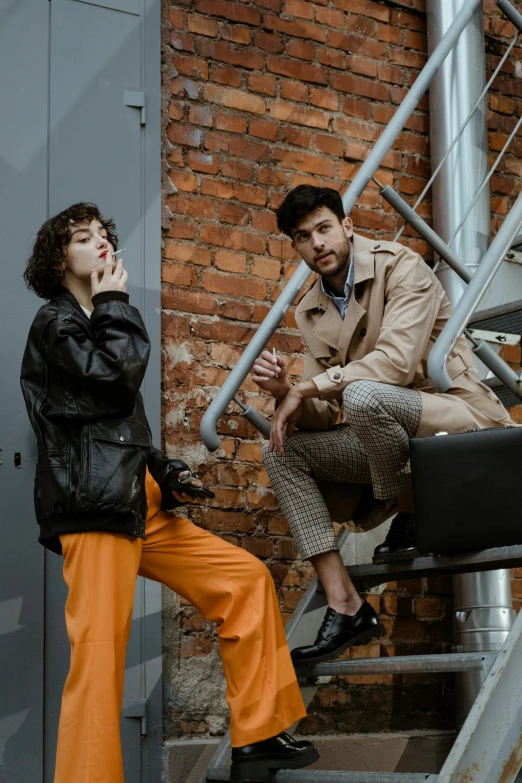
top-left (291, 206), bottom-right (353, 278)
top-left (63, 219), bottom-right (114, 281)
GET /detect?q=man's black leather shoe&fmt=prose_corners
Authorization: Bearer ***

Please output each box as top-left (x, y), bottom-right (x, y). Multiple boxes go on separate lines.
top-left (373, 511), bottom-right (419, 563)
top-left (290, 601), bottom-right (385, 667)
top-left (231, 732), bottom-right (319, 782)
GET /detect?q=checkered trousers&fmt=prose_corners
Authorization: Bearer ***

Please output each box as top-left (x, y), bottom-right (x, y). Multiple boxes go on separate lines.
top-left (263, 380), bottom-right (422, 560)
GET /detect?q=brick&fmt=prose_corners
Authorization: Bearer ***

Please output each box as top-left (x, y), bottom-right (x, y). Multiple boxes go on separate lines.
top-left (170, 31), bottom-right (195, 52)
top-left (242, 537), bottom-right (274, 558)
top-left (196, 39), bottom-right (264, 70)
top-left (280, 80), bottom-right (310, 103)
top-left (316, 6), bottom-right (345, 28)
top-left (310, 88), bottom-right (339, 111)
top-left (164, 242), bottom-right (212, 266)
top-left (233, 183), bottom-right (268, 206)
top-left (215, 113), bottom-right (247, 134)
top-left (188, 104), bottom-right (213, 127)
top-left (202, 270), bottom-right (267, 300)
top-left (254, 30), bottom-right (284, 53)
top-left (229, 137), bottom-right (270, 162)
top-left (348, 54), bottom-right (378, 78)
top-left (340, 0), bottom-right (389, 22)
top-left (173, 54), bottom-right (209, 80)
top-left (316, 134), bottom-right (343, 156)
top-left (252, 257), bottom-right (281, 280)
top-left (168, 148), bottom-right (183, 166)
top-left (258, 168), bottom-right (286, 186)
top-left (318, 47), bottom-right (347, 70)
top-left (188, 150), bottom-right (219, 174)
top-left (264, 12), bottom-right (326, 43)
top-left (282, 126), bottom-right (313, 147)
top-left (162, 288), bottom-right (215, 315)
top-left (218, 203), bottom-right (250, 226)
top-left (248, 73), bottom-right (277, 96)
top-left (205, 84), bottom-right (266, 115)
top-left (222, 24), bottom-right (251, 46)
top-left (331, 72), bottom-right (390, 101)
top-left (273, 147), bottom-right (335, 176)
top-left (214, 250), bottom-right (247, 272)
top-left (389, 46), bottom-right (426, 70)
top-left (201, 177), bottom-right (234, 199)
top-left (328, 31), bottom-right (387, 59)
top-left (200, 226), bottom-right (266, 253)
top-left (167, 193), bottom-right (214, 219)
top-left (210, 64), bottom-right (242, 87)
top-left (238, 442), bottom-right (264, 462)
top-left (169, 7), bottom-right (184, 27)
top-left (169, 170), bottom-right (197, 192)
top-left (168, 100), bottom-right (184, 121)
top-left (268, 238), bottom-right (297, 259)
top-left (170, 76), bottom-right (199, 100)
top-left (194, 0), bottom-right (261, 26)
top-left (286, 40), bottom-right (315, 61)
top-left (333, 116), bottom-right (379, 142)
top-left (167, 124), bottom-right (203, 148)
top-left (187, 13), bottom-right (219, 37)
top-left (405, 30), bottom-right (427, 51)
top-left (167, 219), bottom-right (196, 240)
top-left (270, 102), bottom-right (329, 129)
top-left (342, 95), bottom-right (371, 119)
top-left (267, 55), bottom-right (328, 85)
top-left (249, 119), bottom-right (279, 141)
top-left (415, 597), bottom-right (444, 620)
top-left (286, 0), bottom-right (314, 19)
top-left (162, 262), bottom-right (194, 287)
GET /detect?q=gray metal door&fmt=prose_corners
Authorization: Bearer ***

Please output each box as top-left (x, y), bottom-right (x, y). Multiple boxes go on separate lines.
top-left (0, 0), bottom-right (161, 781)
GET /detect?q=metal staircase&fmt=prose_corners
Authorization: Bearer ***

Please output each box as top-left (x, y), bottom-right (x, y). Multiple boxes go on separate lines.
top-left (197, 0), bottom-right (522, 780)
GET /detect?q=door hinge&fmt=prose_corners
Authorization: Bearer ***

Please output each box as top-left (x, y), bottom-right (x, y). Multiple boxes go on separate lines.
top-left (124, 90), bottom-right (146, 126)
top-left (123, 698), bottom-right (148, 735)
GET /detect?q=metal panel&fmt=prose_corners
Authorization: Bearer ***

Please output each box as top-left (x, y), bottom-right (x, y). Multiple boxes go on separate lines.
top-left (44, 0), bottom-right (162, 781)
top-left (0, 1), bottom-right (49, 781)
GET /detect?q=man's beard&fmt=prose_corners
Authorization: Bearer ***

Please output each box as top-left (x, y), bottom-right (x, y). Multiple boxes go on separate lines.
top-left (319, 240), bottom-right (351, 278)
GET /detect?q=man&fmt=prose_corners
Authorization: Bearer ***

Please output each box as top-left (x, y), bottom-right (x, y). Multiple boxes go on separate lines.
top-left (252, 185), bottom-right (513, 666)
top-left (20, 203), bottom-right (318, 783)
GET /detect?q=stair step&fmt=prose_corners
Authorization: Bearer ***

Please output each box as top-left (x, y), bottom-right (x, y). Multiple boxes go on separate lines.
top-left (468, 299), bottom-right (522, 335)
top-left (206, 770), bottom-right (437, 782)
top-left (295, 652), bottom-right (496, 680)
top-left (483, 373), bottom-right (522, 408)
top-left (347, 545), bottom-right (522, 591)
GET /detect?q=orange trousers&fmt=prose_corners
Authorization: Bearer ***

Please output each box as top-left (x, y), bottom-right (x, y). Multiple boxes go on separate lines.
top-left (54, 470), bottom-right (306, 783)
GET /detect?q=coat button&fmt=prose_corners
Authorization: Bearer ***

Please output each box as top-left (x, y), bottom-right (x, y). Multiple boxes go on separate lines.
top-left (119, 435), bottom-right (126, 442)
top-left (333, 372), bottom-right (341, 380)
top-left (360, 328), bottom-right (367, 337)
top-left (329, 347), bottom-right (336, 357)
top-left (374, 243), bottom-right (381, 250)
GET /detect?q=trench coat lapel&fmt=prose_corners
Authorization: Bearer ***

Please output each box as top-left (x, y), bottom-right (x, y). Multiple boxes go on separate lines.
top-left (337, 234), bottom-right (376, 361)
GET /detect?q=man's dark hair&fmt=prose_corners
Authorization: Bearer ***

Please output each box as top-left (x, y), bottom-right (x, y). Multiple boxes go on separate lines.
top-left (276, 185), bottom-right (346, 238)
top-left (24, 202), bottom-right (118, 300)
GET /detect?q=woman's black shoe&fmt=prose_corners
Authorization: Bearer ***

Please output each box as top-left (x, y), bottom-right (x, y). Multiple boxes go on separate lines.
top-left (372, 511), bottom-right (419, 563)
top-left (231, 732), bottom-right (319, 782)
top-left (290, 601), bottom-right (385, 667)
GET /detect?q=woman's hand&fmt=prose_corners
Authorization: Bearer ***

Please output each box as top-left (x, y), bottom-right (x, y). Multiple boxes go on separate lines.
top-left (91, 251), bottom-right (128, 296)
top-left (171, 471), bottom-right (204, 504)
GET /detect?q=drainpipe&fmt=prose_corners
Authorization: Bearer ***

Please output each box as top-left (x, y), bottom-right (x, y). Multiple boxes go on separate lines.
top-left (426, 0), bottom-right (515, 728)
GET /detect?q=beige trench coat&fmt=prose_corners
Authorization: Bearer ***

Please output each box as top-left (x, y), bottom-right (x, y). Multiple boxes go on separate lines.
top-left (293, 232), bottom-right (514, 529)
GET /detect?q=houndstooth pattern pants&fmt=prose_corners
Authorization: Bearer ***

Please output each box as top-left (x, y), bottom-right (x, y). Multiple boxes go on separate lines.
top-left (263, 380), bottom-right (422, 560)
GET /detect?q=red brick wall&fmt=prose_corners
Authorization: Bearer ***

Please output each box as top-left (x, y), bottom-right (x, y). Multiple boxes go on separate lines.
top-left (161, 0), bottom-right (522, 739)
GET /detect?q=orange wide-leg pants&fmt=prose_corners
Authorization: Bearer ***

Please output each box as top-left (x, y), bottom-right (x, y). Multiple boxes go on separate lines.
top-left (54, 470), bottom-right (306, 783)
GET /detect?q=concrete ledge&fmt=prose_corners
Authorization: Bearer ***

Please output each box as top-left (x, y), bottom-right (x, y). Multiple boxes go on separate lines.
top-left (163, 731), bottom-right (456, 782)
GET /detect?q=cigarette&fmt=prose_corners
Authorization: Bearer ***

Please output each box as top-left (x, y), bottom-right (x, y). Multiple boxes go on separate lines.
top-left (113, 248), bottom-right (127, 255)
top-left (272, 347), bottom-right (279, 377)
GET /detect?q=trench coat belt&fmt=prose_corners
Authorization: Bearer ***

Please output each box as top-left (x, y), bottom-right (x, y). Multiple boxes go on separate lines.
top-left (445, 352), bottom-right (473, 378)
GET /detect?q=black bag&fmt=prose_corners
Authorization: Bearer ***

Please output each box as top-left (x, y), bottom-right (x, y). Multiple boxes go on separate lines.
top-left (410, 426), bottom-right (522, 555)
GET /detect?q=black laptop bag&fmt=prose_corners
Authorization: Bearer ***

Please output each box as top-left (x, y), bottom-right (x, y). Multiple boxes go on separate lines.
top-left (410, 426), bottom-right (522, 555)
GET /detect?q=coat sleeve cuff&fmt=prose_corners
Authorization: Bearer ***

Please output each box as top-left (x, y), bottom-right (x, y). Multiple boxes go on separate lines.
top-left (91, 291), bottom-right (130, 307)
top-left (313, 365), bottom-right (345, 398)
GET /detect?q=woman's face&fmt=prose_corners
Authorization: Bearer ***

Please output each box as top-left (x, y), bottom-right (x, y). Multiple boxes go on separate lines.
top-left (63, 219), bottom-right (114, 282)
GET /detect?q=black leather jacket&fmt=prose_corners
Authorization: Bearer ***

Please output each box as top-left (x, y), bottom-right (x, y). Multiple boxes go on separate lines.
top-left (20, 287), bottom-right (186, 555)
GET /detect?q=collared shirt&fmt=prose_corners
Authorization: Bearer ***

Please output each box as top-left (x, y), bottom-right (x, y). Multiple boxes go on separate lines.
top-left (320, 242), bottom-right (355, 319)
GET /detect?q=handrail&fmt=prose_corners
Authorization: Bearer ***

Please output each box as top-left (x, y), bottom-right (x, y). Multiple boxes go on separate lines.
top-left (199, 0), bottom-right (483, 451)
top-left (429, 189), bottom-right (522, 393)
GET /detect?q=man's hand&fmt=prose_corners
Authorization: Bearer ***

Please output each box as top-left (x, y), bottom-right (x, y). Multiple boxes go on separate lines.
top-left (171, 470), bottom-right (204, 504)
top-left (251, 349), bottom-right (292, 400)
top-left (91, 251), bottom-right (128, 296)
top-left (269, 388), bottom-right (304, 455)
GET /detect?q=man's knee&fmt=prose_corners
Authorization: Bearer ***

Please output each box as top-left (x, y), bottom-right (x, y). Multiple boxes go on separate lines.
top-left (342, 380), bottom-right (384, 417)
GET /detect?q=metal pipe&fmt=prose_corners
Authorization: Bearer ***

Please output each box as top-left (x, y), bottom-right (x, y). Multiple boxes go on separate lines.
top-left (497, 0), bottom-right (522, 32)
top-left (427, 0), bottom-right (515, 732)
top-left (428, 189), bottom-right (522, 392)
top-left (200, 0), bottom-right (482, 452)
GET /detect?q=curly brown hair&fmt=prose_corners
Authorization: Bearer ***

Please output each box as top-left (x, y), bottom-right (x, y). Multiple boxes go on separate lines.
top-left (24, 202), bottom-right (118, 299)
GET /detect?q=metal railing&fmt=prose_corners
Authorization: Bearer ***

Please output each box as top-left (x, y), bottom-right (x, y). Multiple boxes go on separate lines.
top-left (200, 0), bottom-right (522, 451)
